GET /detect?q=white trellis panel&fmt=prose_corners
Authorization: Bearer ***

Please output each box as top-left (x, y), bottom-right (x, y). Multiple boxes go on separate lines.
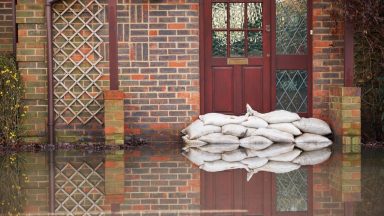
top-left (52, 0), bottom-right (104, 125)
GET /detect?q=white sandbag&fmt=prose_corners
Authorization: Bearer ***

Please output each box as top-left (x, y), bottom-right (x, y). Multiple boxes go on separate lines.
top-left (199, 113), bottom-right (248, 126)
top-left (293, 148), bottom-right (332, 165)
top-left (245, 128), bottom-right (260, 137)
top-left (253, 128), bottom-right (294, 143)
top-left (200, 160), bottom-right (250, 172)
top-left (182, 120), bottom-right (221, 139)
top-left (293, 118), bottom-right (332, 135)
top-left (241, 116), bottom-right (268, 128)
top-left (295, 133), bottom-right (332, 151)
top-left (241, 157), bottom-right (268, 169)
top-left (222, 124), bottom-right (248, 137)
top-left (182, 135), bottom-right (207, 149)
top-left (222, 149), bottom-right (247, 162)
top-left (246, 143), bottom-right (295, 158)
top-left (182, 148), bottom-right (221, 166)
top-left (240, 136), bottom-right (273, 150)
top-left (198, 133), bottom-right (240, 144)
top-left (268, 123), bottom-right (302, 136)
top-left (198, 143), bottom-right (239, 154)
top-left (246, 104), bottom-right (300, 123)
top-left (268, 149), bottom-right (302, 162)
top-left (257, 161), bottom-right (301, 173)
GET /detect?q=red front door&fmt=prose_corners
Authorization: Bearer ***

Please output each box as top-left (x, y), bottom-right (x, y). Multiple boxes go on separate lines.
top-left (202, 0), bottom-right (272, 115)
top-left (201, 1), bottom-right (272, 215)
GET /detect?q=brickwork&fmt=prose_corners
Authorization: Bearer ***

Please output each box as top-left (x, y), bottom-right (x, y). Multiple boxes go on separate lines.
top-left (117, 0), bottom-right (200, 142)
top-left (8, 0), bottom-right (358, 143)
top-left (312, 0), bottom-right (345, 121)
top-left (16, 0), bottom-right (48, 144)
top-left (0, 0), bottom-right (13, 53)
top-left (329, 86), bottom-right (361, 152)
top-left (104, 90), bottom-right (125, 145)
top-left (122, 144), bottom-right (200, 212)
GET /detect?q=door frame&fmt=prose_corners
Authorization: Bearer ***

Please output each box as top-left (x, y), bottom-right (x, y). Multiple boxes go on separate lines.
top-left (199, 0), bottom-right (313, 117)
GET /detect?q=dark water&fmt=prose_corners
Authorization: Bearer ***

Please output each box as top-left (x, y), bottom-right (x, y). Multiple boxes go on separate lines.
top-left (0, 143), bottom-right (383, 216)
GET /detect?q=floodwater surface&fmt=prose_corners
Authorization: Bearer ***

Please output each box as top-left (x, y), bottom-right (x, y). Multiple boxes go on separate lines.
top-left (0, 143), bottom-right (383, 216)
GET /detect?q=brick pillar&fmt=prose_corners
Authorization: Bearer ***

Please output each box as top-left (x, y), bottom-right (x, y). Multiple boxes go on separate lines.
top-left (329, 86), bottom-right (361, 153)
top-left (104, 90), bottom-right (125, 145)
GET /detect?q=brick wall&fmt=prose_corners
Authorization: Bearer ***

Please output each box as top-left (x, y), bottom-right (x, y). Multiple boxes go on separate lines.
top-left (16, 0), bottom-right (48, 143)
top-left (312, 0), bottom-right (345, 121)
top-left (0, 0), bottom-right (13, 53)
top-left (117, 0), bottom-right (200, 142)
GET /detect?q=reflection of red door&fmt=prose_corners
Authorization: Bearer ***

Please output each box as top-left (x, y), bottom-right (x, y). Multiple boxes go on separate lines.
top-left (201, 170), bottom-right (272, 216)
top-left (201, 0), bottom-right (271, 115)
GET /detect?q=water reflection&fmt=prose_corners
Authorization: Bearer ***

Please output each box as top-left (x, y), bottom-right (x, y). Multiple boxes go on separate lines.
top-left (1, 143), bottom-right (383, 215)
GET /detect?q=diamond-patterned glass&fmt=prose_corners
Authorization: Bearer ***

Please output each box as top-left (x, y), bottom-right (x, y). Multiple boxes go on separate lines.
top-left (55, 162), bottom-right (105, 215)
top-left (52, 0), bottom-right (104, 125)
top-left (276, 70), bottom-right (308, 113)
top-left (276, 168), bottom-right (308, 212)
top-left (276, 0), bottom-right (307, 54)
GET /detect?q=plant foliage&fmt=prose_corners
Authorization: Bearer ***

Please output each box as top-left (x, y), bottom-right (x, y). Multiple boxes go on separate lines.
top-left (0, 55), bottom-right (26, 146)
top-left (332, 0), bottom-right (384, 142)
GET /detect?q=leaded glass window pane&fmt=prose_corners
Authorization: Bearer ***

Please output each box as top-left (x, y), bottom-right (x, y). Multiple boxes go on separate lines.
top-left (276, 168), bottom-right (308, 212)
top-left (276, 0), bottom-right (307, 54)
top-left (212, 3), bottom-right (227, 29)
top-left (230, 3), bottom-right (245, 29)
top-left (276, 70), bottom-right (308, 113)
top-left (248, 3), bottom-right (263, 29)
top-left (248, 31), bottom-right (263, 56)
top-left (230, 31), bottom-right (245, 57)
top-left (212, 31), bottom-right (227, 57)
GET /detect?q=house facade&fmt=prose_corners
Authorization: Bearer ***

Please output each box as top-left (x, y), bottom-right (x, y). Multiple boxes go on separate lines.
top-left (0, 0), bottom-right (361, 146)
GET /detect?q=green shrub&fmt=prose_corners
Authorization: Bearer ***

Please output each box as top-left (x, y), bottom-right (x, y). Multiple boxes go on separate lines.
top-left (0, 55), bottom-right (26, 146)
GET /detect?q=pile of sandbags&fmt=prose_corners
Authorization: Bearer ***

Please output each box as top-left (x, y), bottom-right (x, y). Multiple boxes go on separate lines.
top-left (182, 104), bottom-right (333, 181)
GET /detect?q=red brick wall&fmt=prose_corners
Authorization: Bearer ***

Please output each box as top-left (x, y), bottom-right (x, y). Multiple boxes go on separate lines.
top-left (13, 0), bottom-right (349, 143)
top-left (117, 0), bottom-right (200, 142)
top-left (0, 0), bottom-right (13, 53)
top-left (312, 0), bottom-right (345, 121)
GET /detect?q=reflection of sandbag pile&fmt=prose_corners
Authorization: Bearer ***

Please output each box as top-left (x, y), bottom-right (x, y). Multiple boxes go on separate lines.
top-left (182, 104), bottom-right (333, 181)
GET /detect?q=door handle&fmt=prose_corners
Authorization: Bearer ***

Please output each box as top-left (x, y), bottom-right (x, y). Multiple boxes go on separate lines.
top-left (265, 24), bottom-right (270, 32)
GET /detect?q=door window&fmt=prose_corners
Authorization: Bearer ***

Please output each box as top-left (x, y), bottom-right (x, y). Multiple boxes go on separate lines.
top-left (211, 1), bottom-right (263, 57)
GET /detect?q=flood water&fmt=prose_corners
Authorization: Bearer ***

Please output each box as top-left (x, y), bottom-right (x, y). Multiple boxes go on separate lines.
top-left (0, 143), bottom-right (383, 216)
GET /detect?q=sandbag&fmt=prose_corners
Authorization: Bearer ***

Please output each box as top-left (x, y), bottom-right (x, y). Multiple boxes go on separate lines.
top-left (268, 149), bottom-right (302, 162)
top-left (293, 118), bottom-right (332, 135)
top-left (246, 104), bottom-right (300, 123)
top-left (182, 148), bottom-right (221, 166)
top-left (222, 124), bottom-right (248, 137)
top-left (198, 143), bottom-right (239, 154)
top-left (268, 123), bottom-right (302, 136)
top-left (182, 135), bottom-right (207, 149)
top-left (200, 160), bottom-right (250, 172)
top-left (241, 116), bottom-right (268, 128)
top-left (182, 120), bottom-right (221, 139)
top-left (241, 157), bottom-right (268, 169)
top-left (246, 143), bottom-right (295, 158)
top-left (295, 133), bottom-right (332, 151)
top-left (199, 113), bottom-right (248, 126)
top-left (257, 161), bottom-right (301, 173)
top-left (222, 149), bottom-right (247, 162)
top-left (198, 133), bottom-right (240, 144)
top-left (293, 148), bottom-right (332, 165)
top-left (240, 136), bottom-right (273, 150)
top-left (253, 128), bottom-right (294, 143)
top-left (245, 128), bottom-right (260, 137)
